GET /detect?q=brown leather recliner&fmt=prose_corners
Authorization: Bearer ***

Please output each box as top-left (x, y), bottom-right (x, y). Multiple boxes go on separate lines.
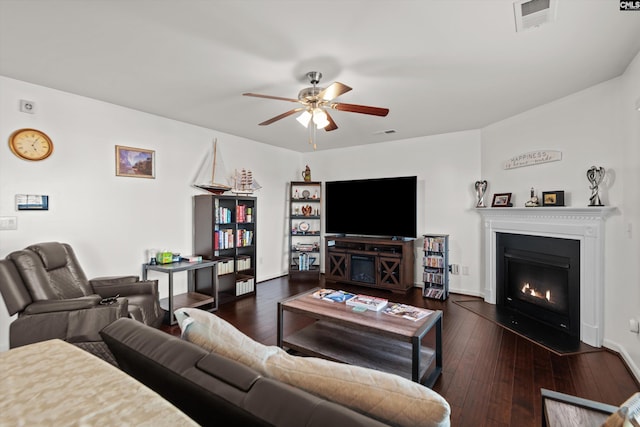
top-left (0, 242), bottom-right (163, 348)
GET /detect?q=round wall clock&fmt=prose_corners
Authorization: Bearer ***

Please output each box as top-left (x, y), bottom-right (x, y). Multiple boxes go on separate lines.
top-left (8, 128), bottom-right (54, 161)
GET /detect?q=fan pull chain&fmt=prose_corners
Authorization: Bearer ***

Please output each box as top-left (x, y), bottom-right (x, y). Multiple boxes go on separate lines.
top-left (308, 119), bottom-right (318, 150)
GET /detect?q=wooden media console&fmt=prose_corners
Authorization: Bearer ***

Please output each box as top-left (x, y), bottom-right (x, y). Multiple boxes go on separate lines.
top-left (325, 235), bottom-right (415, 293)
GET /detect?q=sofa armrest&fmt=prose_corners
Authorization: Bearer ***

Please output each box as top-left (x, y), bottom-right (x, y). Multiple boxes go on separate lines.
top-left (90, 275), bottom-right (139, 286)
top-left (23, 295), bottom-right (102, 314)
top-left (12, 299), bottom-right (128, 347)
top-left (196, 353), bottom-right (261, 392)
top-left (91, 279), bottom-right (158, 298)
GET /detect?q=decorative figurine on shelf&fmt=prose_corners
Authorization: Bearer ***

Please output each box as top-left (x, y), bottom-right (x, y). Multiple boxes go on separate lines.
top-left (525, 187), bottom-right (540, 207)
top-left (301, 205), bottom-right (313, 216)
top-left (293, 189), bottom-right (299, 199)
top-left (587, 166), bottom-right (605, 206)
top-left (302, 165), bottom-right (311, 182)
top-left (474, 180), bottom-right (488, 208)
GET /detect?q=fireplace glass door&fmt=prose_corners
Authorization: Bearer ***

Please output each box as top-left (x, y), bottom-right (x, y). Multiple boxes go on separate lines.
top-left (350, 255), bottom-right (376, 284)
top-left (505, 251), bottom-right (570, 326)
top-left (496, 233), bottom-right (580, 339)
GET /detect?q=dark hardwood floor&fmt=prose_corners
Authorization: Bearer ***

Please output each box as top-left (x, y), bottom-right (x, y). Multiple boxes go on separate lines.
top-left (163, 275), bottom-right (639, 427)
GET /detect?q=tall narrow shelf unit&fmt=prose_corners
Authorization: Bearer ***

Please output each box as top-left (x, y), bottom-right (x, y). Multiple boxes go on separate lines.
top-left (289, 181), bottom-right (322, 279)
top-left (194, 194), bottom-right (257, 304)
top-left (422, 234), bottom-right (449, 300)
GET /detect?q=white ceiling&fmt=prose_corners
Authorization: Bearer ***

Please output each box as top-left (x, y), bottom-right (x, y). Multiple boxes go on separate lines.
top-left (1, 1), bottom-right (639, 152)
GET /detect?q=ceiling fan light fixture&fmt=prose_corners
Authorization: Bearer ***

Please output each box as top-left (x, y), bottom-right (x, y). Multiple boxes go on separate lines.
top-left (296, 110), bottom-right (312, 128)
top-left (312, 108), bottom-right (329, 128)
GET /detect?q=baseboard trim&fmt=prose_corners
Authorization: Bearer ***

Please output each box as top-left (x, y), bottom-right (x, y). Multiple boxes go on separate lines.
top-left (603, 338), bottom-right (640, 385)
top-left (448, 287), bottom-right (484, 298)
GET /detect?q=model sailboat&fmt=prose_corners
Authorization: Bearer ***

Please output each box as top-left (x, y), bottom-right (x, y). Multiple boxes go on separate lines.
top-left (193, 138), bottom-right (232, 194)
top-left (231, 168), bottom-right (262, 195)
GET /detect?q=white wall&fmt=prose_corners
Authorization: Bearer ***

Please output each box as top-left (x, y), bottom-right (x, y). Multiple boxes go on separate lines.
top-left (480, 50), bottom-right (640, 379)
top-left (611, 50), bottom-right (640, 377)
top-left (304, 130), bottom-right (483, 296)
top-left (2, 57), bottom-right (639, 381)
top-left (0, 76), bottom-right (299, 351)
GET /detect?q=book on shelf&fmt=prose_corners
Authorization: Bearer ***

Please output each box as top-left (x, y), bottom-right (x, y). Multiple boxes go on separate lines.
top-left (424, 255), bottom-right (444, 268)
top-left (181, 255), bottom-right (202, 262)
top-left (236, 229), bottom-right (253, 247)
top-left (424, 237), bottom-right (446, 252)
top-left (216, 206), bottom-right (232, 224)
top-left (346, 294), bottom-right (389, 311)
top-left (215, 229), bottom-right (235, 250)
top-left (297, 252), bottom-right (314, 271)
top-left (423, 269), bottom-right (444, 284)
top-left (235, 205), bottom-right (254, 223)
top-left (383, 303), bottom-right (433, 322)
top-left (425, 287), bottom-right (444, 299)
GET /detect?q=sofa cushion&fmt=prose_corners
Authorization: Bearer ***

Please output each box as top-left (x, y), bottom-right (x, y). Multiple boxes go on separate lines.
top-left (102, 318), bottom-right (390, 427)
top-left (175, 308), bottom-right (451, 427)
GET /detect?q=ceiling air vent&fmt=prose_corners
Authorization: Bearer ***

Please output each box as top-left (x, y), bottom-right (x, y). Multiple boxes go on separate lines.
top-left (513, 0), bottom-right (557, 32)
top-left (374, 129), bottom-right (397, 135)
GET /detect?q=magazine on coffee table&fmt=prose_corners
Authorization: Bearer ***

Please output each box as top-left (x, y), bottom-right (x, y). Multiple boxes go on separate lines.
top-left (312, 289), bottom-right (356, 303)
top-left (312, 288), bottom-right (335, 299)
top-left (383, 303), bottom-right (433, 322)
top-left (346, 294), bottom-right (388, 311)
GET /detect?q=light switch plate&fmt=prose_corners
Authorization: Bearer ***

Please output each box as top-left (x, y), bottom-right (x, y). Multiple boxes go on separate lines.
top-left (0, 216), bottom-right (17, 230)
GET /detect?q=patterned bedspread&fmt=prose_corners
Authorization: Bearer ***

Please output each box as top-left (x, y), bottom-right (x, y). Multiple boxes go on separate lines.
top-left (0, 339), bottom-right (197, 426)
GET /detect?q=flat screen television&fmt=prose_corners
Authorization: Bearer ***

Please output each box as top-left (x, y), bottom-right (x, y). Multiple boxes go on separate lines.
top-left (325, 176), bottom-right (417, 238)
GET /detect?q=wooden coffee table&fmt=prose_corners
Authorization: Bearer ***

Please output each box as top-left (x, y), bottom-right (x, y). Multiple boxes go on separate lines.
top-left (277, 288), bottom-right (442, 387)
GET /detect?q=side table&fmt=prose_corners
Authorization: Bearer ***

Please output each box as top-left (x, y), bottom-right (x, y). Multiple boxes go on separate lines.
top-left (541, 388), bottom-right (618, 427)
top-left (142, 259), bottom-right (219, 325)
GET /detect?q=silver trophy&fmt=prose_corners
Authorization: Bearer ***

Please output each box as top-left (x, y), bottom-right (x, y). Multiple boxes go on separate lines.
top-left (586, 166), bottom-right (605, 206)
top-left (474, 180), bottom-right (488, 208)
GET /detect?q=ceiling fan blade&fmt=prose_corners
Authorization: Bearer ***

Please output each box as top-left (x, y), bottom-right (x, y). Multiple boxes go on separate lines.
top-left (324, 111), bottom-right (338, 131)
top-left (330, 102), bottom-right (389, 117)
top-left (318, 82), bottom-right (352, 101)
top-left (243, 93), bottom-right (299, 103)
top-left (258, 108), bottom-right (304, 126)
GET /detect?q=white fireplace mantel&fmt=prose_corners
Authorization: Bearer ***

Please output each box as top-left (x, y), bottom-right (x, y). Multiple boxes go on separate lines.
top-left (477, 207), bottom-right (616, 347)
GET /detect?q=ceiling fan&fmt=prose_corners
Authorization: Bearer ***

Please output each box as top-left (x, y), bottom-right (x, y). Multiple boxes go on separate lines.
top-left (243, 71), bottom-right (389, 134)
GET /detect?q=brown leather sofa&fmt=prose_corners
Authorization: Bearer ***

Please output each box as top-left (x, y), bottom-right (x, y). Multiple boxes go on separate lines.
top-left (101, 317), bottom-right (391, 427)
top-left (0, 242), bottom-right (162, 348)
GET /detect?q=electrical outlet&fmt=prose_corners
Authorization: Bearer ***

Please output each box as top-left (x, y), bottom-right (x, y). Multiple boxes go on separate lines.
top-left (0, 216), bottom-right (17, 230)
top-left (450, 264), bottom-right (460, 275)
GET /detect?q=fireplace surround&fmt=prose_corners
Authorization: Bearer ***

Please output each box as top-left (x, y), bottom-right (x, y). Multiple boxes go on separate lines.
top-left (478, 207), bottom-right (615, 347)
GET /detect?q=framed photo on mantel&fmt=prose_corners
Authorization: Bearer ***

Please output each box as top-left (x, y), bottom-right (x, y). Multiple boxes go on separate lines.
top-left (491, 192), bottom-right (512, 207)
top-left (542, 190), bottom-right (565, 207)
